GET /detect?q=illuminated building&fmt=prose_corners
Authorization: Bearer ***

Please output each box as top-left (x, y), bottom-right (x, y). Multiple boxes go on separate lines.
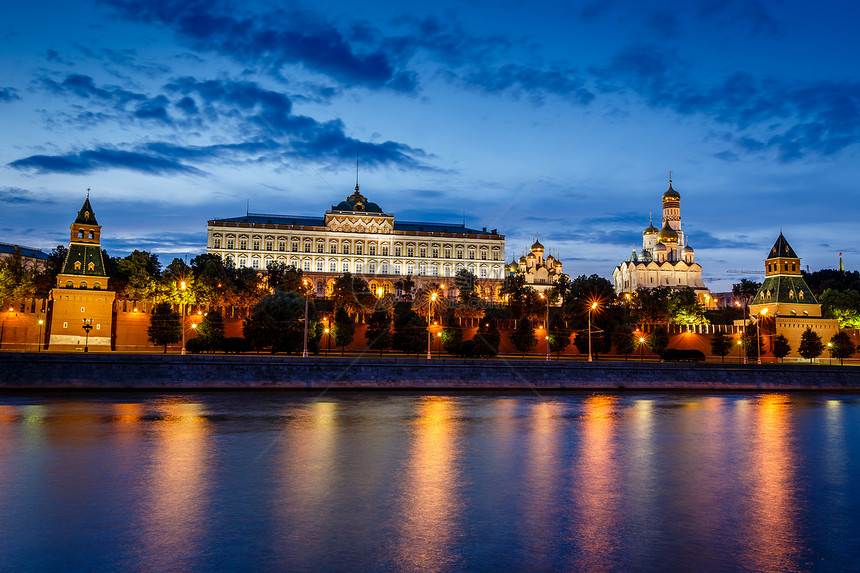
top-left (48, 195), bottom-right (115, 349)
top-left (612, 177), bottom-right (709, 303)
top-left (207, 184), bottom-right (507, 299)
top-left (505, 236), bottom-right (567, 296)
top-left (0, 242), bottom-right (48, 272)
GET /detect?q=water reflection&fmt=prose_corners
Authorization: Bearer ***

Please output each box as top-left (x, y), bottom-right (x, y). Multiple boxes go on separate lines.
top-left (397, 396), bottom-right (462, 572)
top-left (142, 401), bottom-right (210, 570)
top-left (574, 394), bottom-right (619, 570)
top-left (746, 394), bottom-right (799, 572)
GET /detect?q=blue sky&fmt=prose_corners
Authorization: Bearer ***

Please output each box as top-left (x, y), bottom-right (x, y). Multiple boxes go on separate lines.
top-left (2, 0), bottom-right (858, 292)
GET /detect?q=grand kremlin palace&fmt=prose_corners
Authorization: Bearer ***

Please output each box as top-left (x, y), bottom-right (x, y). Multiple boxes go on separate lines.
top-left (206, 186), bottom-right (507, 299)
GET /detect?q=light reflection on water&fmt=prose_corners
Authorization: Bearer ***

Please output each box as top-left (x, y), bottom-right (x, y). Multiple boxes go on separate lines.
top-left (1, 391), bottom-right (859, 572)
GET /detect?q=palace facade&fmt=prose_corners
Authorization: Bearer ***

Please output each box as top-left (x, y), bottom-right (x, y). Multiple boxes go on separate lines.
top-left (207, 185), bottom-right (507, 299)
top-left (612, 178), bottom-right (709, 303)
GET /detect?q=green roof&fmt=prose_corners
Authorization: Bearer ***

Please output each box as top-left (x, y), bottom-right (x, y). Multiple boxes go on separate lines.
top-left (752, 275), bottom-right (818, 306)
top-left (75, 197), bottom-right (98, 225)
top-left (61, 244), bottom-right (106, 277)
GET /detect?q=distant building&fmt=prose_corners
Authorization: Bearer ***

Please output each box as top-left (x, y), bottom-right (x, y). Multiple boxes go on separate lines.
top-left (612, 178), bottom-right (709, 304)
top-left (48, 195), bottom-right (115, 350)
top-left (206, 185), bottom-right (507, 299)
top-left (746, 232), bottom-right (839, 358)
top-left (505, 236), bottom-right (566, 296)
top-left (0, 242), bottom-right (48, 272)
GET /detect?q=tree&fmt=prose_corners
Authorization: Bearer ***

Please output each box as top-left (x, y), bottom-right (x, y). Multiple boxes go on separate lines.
top-left (147, 302), bottom-right (181, 353)
top-left (365, 309), bottom-right (393, 357)
top-left (191, 255), bottom-right (230, 306)
top-left (510, 318), bottom-right (538, 358)
top-left (647, 326), bottom-right (670, 358)
top-left (394, 275), bottom-right (416, 301)
top-left (744, 325), bottom-right (764, 360)
top-left (230, 267), bottom-right (265, 309)
top-left (440, 308), bottom-right (463, 355)
top-left (0, 251), bottom-right (36, 302)
top-left (710, 331), bottom-right (733, 363)
top-left (772, 334), bottom-right (792, 363)
top-left (819, 289), bottom-right (860, 329)
top-left (196, 310), bottom-right (225, 352)
top-left (332, 307), bottom-right (355, 356)
top-left (632, 287), bottom-right (670, 325)
top-left (242, 291), bottom-right (316, 354)
top-left (393, 308), bottom-right (427, 356)
top-left (798, 327), bottom-right (824, 363)
top-left (33, 245), bottom-right (67, 296)
top-left (732, 279), bottom-right (761, 302)
top-left (612, 325), bottom-right (637, 361)
top-left (117, 250), bottom-right (161, 300)
top-left (266, 261), bottom-right (304, 294)
top-left (454, 269), bottom-right (479, 305)
top-left (501, 274), bottom-right (543, 320)
top-left (331, 273), bottom-right (374, 314)
top-left (574, 329), bottom-right (609, 359)
top-left (829, 331), bottom-right (856, 366)
top-left (548, 315), bottom-right (572, 359)
top-left (472, 314), bottom-right (501, 357)
top-left (667, 287), bottom-right (708, 325)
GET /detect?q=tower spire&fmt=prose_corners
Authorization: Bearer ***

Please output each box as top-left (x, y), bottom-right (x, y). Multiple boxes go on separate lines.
top-left (355, 149), bottom-right (359, 192)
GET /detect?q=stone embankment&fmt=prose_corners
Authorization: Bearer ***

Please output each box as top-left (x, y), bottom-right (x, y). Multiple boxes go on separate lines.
top-left (1, 353), bottom-right (859, 390)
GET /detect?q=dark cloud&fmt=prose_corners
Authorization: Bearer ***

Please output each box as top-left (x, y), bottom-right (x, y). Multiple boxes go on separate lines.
top-left (103, 231), bottom-right (206, 254)
top-left (0, 87), bottom-right (20, 102)
top-left (46, 49), bottom-right (72, 65)
top-left (0, 187), bottom-right (41, 204)
top-left (72, 43), bottom-right (171, 77)
top-left (9, 147), bottom-right (205, 176)
top-left (591, 46), bottom-right (860, 160)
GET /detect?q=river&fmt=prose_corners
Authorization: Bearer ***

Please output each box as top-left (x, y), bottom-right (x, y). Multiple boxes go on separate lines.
top-left (1, 391), bottom-right (858, 571)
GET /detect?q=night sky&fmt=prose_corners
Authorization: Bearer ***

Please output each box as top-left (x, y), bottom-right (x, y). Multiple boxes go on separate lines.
top-left (2, 0), bottom-right (858, 292)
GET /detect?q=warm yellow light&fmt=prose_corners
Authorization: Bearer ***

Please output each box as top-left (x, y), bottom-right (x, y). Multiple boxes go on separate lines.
top-left (591, 302), bottom-right (598, 310)
top-left (180, 281), bottom-right (186, 290)
top-left (737, 340), bottom-right (743, 345)
top-left (38, 319), bottom-right (44, 325)
top-left (639, 337), bottom-right (645, 343)
top-left (324, 328), bottom-right (329, 333)
top-left (191, 323), bottom-right (197, 329)
top-left (437, 333), bottom-right (442, 337)
top-left (430, 292), bottom-right (438, 301)
top-left (539, 292), bottom-right (545, 299)
top-left (828, 342), bottom-right (833, 347)
top-left (133, 308), bottom-right (138, 312)
top-left (197, 311), bottom-right (202, 315)
top-left (376, 288), bottom-right (384, 297)
top-left (761, 308), bottom-right (768, 315)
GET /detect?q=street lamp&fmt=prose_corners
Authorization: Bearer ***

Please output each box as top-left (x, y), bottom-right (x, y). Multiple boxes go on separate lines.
top-left (827, 342), bottom-right (833, 366)
top-left (324, 326), bottom-right (330, 355)
top-left (303, 279), bottom-right (310, 358)
top-left (81, 318), bottom-right (93, 353)
top-left (757, 307), bottom-right (768, 365)
top-left (735, 300), bottom-right (748, 365)
top-left (37, 318), bottom-right (44, 352)
top-left (588, 301), bottom-right (599, 362)
top-left (639, 336), bottom-right (646, 361)
top-left (427, 291), bottom-right (438, 359)
top-left (737, 339), bottom-right (743, 363)
top-left (179, 280), bottom-right (187, 355)
top-left (539, 292), bottom-right (551, 361)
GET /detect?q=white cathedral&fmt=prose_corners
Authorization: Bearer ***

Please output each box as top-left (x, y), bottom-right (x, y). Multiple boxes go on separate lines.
top-left (612, 178), bottom-right (710, 303)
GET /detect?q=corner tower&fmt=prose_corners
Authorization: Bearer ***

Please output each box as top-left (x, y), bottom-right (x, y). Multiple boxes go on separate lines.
top-left (749, 232), bottom-right (819, 317)
top-left (49, 194), bottom-right (116, 351)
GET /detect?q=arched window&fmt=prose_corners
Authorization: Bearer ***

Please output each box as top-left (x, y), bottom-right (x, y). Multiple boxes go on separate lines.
top-left (369, 261), bottom-right (376, 274)
top-left (66, 281), bottom-right (74, 288)
top-left (304, 241), bottom-right (311, 253)
top-left (330, 260), bottom-right (337, 272)
top-left (279, 239), bottom-right (286, 251)
top-left (214, 237), bottom-right (222, 249)
top-left (381, 245), bottom-right (389, 256)
top-left (406, 262), bottom-right (414, 275)
top-left (80, 281), bottom-right (87, 289)
top-left (480, 267), bottom-right (488, 278)
top-left (93, 282), bottom-right (101, 290)
top-left (74, 261), bottom-right (81, 270)
top-left (78, 230), bottom-right (84, 238)
top-left (356, 261), bottom-right (363, 273)
top-left (381, 261), bottom-right (389, 274)
top-left (88, 262), bottom-right (95, 271)
top-left (418, 263), bottom-right (426, 276)
top-left (265, 239), bottom-right (273, 251)
top-left (316, 260), bottom-right (324, 272)
top-left (342, 261), bottom-right (349, 273)
top-left (316, 281), bottom-right (324, 296)
top-left (239, 237), bottom-right (248, 250)
top-left (251, 257), bottom-right (260, 270)
top-left (252, 237), bottom-right (261, 250)
top-left (238, 256), bottom-right (247, 268)
top-left (88, 231), bottom-right (94, 239)
top-left (226, 237), bottom-right (234, 249)
top-left (431, 263), bottom-right (439, 276)
top-left (303, 260), bottom-right (311, 271)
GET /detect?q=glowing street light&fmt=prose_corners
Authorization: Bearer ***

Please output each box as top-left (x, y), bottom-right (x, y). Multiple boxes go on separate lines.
top-left (827, 341), bottom-right (833, 365)
top-left (81, 318), bottom-right (93, 353)
top-left (303, 279), bottom-right (311, 358)
top-left (539, 292), bottom-right (551, 361)
top-left (639, 336), bottom-right (646, 361)
top-left (427, 291), bottom-right (438, 360)
top-left (757, 307), bottom-right (768, 365)
top-left (588, 300), bottom-right (599, 362)
top-left (179, 279), bottom-right (188, 355)
top-left (37, 318), bottom-right (44, 352)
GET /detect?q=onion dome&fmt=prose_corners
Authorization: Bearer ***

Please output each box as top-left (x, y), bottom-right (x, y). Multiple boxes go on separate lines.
top-left (682, 244), bottom-right (694, 254)
top-left (662, 179), bottom-right (680, 205)
top-left (527, 251), bottom-right (537, 259)
top-left (531, 236), bottom-right (544, 252)
top-left (657, 221), bottom-right (679, 243)
top-left (654, 242), bottom-right (668, 253)
top-left (643, 221), bottom-right (659, 235)
top-left (519, 253), bottom-right (527, 264)
top-left (546, 254), bottom-right (555, 264)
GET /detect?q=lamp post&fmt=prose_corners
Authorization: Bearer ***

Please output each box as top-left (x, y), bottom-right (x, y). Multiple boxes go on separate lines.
top-left (0, 306), bottom-right (13, 349)
top-left (539, 292), bottom-right (551, 362)
top-left (588, 301), bottom-right (598, 362)
top-left (303, 279), bottom-right (310, 358)
top-left (737, 339), bottom-right (743, 362)
top-left (639, 336), bottom-right (646, 361)
top-left (757, 307), bottom-right (768, 365)
top-left (437, 331), bottom-right (442, 356)
top-left (37, 318), bottom-right (44, 352)
top-left (324, 326), bottom-right (330, 355)
top-left (81, 318), bottom-right (93, 353)
top-left (827, 342), bottom-right (833, 366)
top-left (427, 291), bottom-right (438, 359)
top-left (735, 300), bottom-right (748, 365)
top-left (179, 280), bottom-right (187, 355)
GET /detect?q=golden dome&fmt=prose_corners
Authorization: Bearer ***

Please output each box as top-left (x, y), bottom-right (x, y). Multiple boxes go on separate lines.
top-left (657, 221), bottom-right (679, 243)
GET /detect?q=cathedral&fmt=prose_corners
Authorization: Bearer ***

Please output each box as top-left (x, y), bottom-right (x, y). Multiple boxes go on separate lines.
top-left (612, 178), bottom-right (709, 303)
top-left (506, 236), bottom-right (566, 296)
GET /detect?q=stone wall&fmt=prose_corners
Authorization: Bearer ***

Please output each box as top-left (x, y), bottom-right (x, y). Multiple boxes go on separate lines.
top-left (1, 353), bottom-right (858, 390)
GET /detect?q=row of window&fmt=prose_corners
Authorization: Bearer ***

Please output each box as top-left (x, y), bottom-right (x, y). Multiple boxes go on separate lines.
top-left (212, 236), bottom-right (500, 260)
top-left (65, 281), bottom-right (102, 289)
top-left (224, 254), bottom-right (501, 278)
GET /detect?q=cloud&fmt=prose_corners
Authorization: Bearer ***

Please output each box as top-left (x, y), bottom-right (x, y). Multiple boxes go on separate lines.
top-left (9, 147), bottom-right (205, 175)
top-left (591, 45), bottom-right (860, 160)
top-left (0, 187), bottom-right (42, 204)
top-left (0, 87), bottom-right (20, 102)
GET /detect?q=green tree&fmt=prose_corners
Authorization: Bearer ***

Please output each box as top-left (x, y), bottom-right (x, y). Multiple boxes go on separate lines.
top-left (196, 310), bottom-right (225, 352)
top-left (394, 308), bottom-right (427, 356)
top-left (394, 275), bottom-right (416, 300)
top-left (829, 331), bottom-right (856, 366)
top-left (454, 269), bottom-right (479, 305)
top-left (117, 250), bottom-right (161, 300)
top-left (331, 273), bottom-right (374, 314)
top-left (798, 327), bottom-right (824, 363)
top-left (0, 250), bottom-right (36, 302)
top-left (574, 328), bottom-right (609, 359)
top-left (242, 291), bottom-right (317, 354)
top-left (668, 287), bottom-right (708, 325)
top-left (732, 279), bottom-right (761, 302)
top-left (440, 308), bottom-right (463, 355)
top-left (191, 255), bottom-right (230, 306)
top-left (472, 313), bottom-right (501, 357)
top-left (266, 261), bottom-right (305, 294)
top-left (230, 266), bottom-right (265, 309)
top-left (710, 331), bottom-right (733, 363)
top-left (510, 318), bottom-right (538, 358)
top-left (548, 316), bottom-right (572, 359)
top-left (612, 325), bottom-right (637, 361)
top-left (632, 287), bottom-right (670, 325)
top-left (744, 325), bottom-right (765, 360)
top-left (33, 245), bottom-right (67, 296)
top-left (501, 274), bottom-right (542, 320)
top-left (772, 334), bottom-right (792, 363)
top-left (332, 307), bottom-right (355, 356)
top-left (819, 289), bottom-right (860, 329)
top-left (647, 326), bottom-right (670, 358)
top-left (147, 302), bottom-right (181, 353)
top-left (365, 309), bottom-right (393, 357)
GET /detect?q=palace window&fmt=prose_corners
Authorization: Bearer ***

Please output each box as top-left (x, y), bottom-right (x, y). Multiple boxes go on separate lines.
top-left (317, 243), bottom-right (324, 253)
top-left (292, 241), bottom-right (299, 252)
top-left (356, 261), bottom-right (363, 273)
top-left (395, 245), bottom-right (402, 257)
top-left (369, 244), bottom-right (376, 256)
top-left (265, 239), bottom-right (273, 251)
top-left (431, 263), bottom-right (439, 276)
top-left (418, 263), bottom-right (426, 276)
top-left (456, 248), bottom-right (463, 259)
top-left (316, 281), bottom-right (324, 296)
top-left (407, 262), bottom-right (415, 275)
top-left (330, 261), bottom-right (337, 272)
top-left (78, 230), bottom-right (84, 238)
top-left (369, 261), bottom-right (376, 274)
top-left (407, 245), bottom-right (414, 257)
top-left (419, 246), bottom-right (426, 258)
top-left (227, 238), bottom-right (234, 249)
top-left (330, 243), bottom-right (337, 254)
top-left (493, 251), bottom-right (500, 261)
top-left (304, 241), bottom-right (311, 253)
top-left (342, 244), bottom-right (350, 255)
top-left (444, 247), bottom-right (451, 258)
top-left (253, 238), bottom-right (261, 250)
top-left (238, 256), bottom-right (247, 268)
top-left (432, 247), bottom-right (439, 258)
top-left (240, 238), bottom-right (248, 250)
top-left (279, 240), bottom-right (286, 251)
top-left (481, 250), bottom-right (487, 260)
top-left (342, 261), bottom-right (349, 273)
top-left (468, 248), bottom-right (475, 259)
top-left (252, 258), bottom-right (260, 269)
top-left (214, 238), bottom-right (221, 249)
top-left (89, 231), bottom-right (94, 239)
top-left (316, 260), bottom-right (324, 272)
top-left (356, 244), bottom-right (363, 255)
top-left (303, 260), bottom-right (311, 271)
top-left (480, 267), bottom-right (488, 278)
top-left (394, 263), bottom-right (401, 274)
top-left (381, 261), bottom-right (389, 274)
top-left (226, 255), bottom-right (234, 266)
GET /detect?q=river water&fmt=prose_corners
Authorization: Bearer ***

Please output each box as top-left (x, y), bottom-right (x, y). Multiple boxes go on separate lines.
top-left (1, 391), bottom-right (858, 572)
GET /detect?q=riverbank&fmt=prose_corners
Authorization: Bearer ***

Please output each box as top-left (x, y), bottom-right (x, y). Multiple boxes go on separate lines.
top-left (1, 352), bottom-right (859, 390)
